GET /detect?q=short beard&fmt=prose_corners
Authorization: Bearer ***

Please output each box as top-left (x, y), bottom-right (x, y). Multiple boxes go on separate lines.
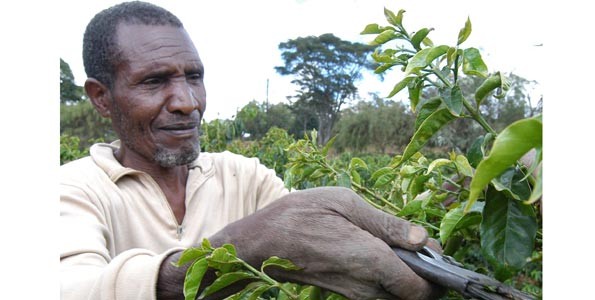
top-left (154, 142), bottom-right (200, 168)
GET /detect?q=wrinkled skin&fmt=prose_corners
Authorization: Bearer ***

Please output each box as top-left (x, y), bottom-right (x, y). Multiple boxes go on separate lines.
top-left (85, 23), bottom-right (206, 224)
top-left (160, 187), bottom-right (445, 300)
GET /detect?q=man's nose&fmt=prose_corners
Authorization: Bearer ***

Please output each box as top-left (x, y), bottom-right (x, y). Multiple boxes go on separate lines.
top-left (166, 79), bottom-right (203, 115)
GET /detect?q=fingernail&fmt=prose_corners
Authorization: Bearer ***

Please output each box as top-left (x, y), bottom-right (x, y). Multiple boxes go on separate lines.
top-left (408, 225), bottom-right (427, 245)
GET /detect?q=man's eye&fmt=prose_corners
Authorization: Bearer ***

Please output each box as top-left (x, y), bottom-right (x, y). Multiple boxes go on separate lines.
top-left (187, 73), bottom-right (202, 82)
top-left (142, 77), bottom-right (165, 85)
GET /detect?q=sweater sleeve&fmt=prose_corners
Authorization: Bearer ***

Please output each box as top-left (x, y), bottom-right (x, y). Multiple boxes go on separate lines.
top-left (60, 183), bottom-right (181, 300)
top-left (250, 155), bottom-right (291, 210)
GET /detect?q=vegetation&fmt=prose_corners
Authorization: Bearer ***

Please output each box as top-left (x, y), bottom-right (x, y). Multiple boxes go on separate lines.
top-left (275, 33), bottom-right (376, 145)
top-left (60, 7), bottom-right (542, 299)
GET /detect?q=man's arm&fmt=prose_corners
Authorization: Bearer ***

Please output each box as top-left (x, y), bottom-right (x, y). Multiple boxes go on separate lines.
top-left (157, 187), bottom-right (444, 300)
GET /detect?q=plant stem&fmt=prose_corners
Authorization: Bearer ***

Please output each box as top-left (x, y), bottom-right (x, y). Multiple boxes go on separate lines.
top-left (461, 98), bottom-right (497, 135)
top-left (241, 261), bottom-right (299, 299)
top-left (352, 181), bottom-right (402, 212)
top-left (411, 219), bottom-right (440, 231)
top-left (430, 68), bottom-right (498, 135)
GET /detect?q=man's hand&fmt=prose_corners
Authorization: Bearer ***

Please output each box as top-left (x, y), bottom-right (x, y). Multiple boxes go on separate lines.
top-left (209, 187), bottom-right (444, 300)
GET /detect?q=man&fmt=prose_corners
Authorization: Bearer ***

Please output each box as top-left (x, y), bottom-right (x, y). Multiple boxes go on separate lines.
top-left (60, 2), bottom-right (443, 299)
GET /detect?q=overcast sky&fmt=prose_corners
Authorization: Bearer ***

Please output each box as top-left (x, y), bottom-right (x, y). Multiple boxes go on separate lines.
top-left (60, 0), bottom-right (546, 121)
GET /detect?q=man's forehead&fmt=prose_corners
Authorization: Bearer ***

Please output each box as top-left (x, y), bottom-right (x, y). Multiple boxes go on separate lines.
top-left (115, 22), bottom-right (190, 45)
top-left (114, 22), bottom-right (201, 63)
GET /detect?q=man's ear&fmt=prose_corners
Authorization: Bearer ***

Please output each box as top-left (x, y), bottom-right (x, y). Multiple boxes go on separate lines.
top-left (84, 78), bottom-right (112, 118)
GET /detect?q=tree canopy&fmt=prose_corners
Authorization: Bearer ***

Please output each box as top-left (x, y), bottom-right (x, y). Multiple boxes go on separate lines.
top-left (60, 58), bottom-right (86, 105)
top-left (275, 33), bottom-right (375, 144)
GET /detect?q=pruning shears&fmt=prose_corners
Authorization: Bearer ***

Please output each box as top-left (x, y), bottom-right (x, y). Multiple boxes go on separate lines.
top-left (393, 246), bottom-right (536, 300)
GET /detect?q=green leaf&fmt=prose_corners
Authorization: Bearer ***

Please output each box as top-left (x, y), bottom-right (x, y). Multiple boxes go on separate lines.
top-left (324, 293), bottom-right (349, 300)
top-left (399, 165), bottom-right (418, 177)
top-left (201, 238), bottom-right (213, 250)
top-left (398, 108), bottom-right (457, 167)
top-left (480, 188), bottom-right (536, 281)
top-left (525, 165), bottom-right (542, 204)
top-left (371, 167), bottom-right (394, 182)
top-left (374, 172), bottom-right (396, 189)
top-left (408, 174), bottom-right (430, 200)
top-left (425, 158), bottom-right (452, 175)
top-left (198, 272), bottom-right (257, 299)
top-left (466, 134), bottom-right (488, 168)
top-left (336, 171), bottom-right (352, 188)
top-left (398, 198), bottom-right (424, 217)
top-left (491, 167), bottom-right (531, 201)
top-left (361, 23), bottom-right (384, 35)
top-left (454, 155), bottom-right (474, 177)
top-left (414, 97), bottom-right (442, 130)
top-left (298, 286), bottom-right (323, 300)
top-left (369, 29), bottom-right (400, 46)
top-left (175, 248), bottom-right (210, 267)
top-left (225, 282), bottom-right (266, 300)
top-left (408, 78), bottom-right (424, 112)
top-left (184, 258), bottom-right (208, 300)
top-left (349, 157), bottom-right (368, 171)
top-left (247, 284), bottom-right (273, 300)
top-left (440, 201), bottom-right (484, 243)
top-left (457, 17), bottom-right (472, 45)
top-left (384, 7), bottom-right (405, 27)
top-left (440, 86), bottom-right (464, 116)
top-left (411, 28), bottom-right (433, 50)
top-left (208, 247), bottom-right (241, 271)
top-left (466, 117), bottom-right (542, 211)
top-left (375, 63), bottom-right (397, 74)
top-left (475, 72), bottom-right (502, 106)
top-left (405, 45), bottom-right (450, 75)
top-left (462, 47), bottom-right (488, 77)
top-left (222, 244), bottom-right (237, 257)
top-left (422, 36), bottom-right (434, 48)
top-left (387, 75), bottom-right (416, 98)
top-left (350, 169), bottom-right (362, 185)
top-left (321, 135), bottom-right (336, 156)
top-left (262, 256), bottom-right (302, 271)
top-left (446, 47), bottom-right (458, 68)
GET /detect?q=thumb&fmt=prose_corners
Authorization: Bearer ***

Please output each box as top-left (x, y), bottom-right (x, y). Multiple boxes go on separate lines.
top-left (330, 187), bottom-right (428, 250)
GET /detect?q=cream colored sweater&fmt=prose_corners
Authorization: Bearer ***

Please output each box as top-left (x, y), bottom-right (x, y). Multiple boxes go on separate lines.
top-left (60, 142), bottom-right (289, 300)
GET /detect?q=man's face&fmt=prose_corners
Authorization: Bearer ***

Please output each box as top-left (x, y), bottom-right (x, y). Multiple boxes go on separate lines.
top-left (109, 23), bottom-right (206, 168)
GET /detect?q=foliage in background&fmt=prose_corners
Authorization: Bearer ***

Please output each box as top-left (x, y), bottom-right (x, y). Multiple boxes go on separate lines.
top-left (60, 135), bottom-right (89, 165)
top-left (333, 95), bottom-right (414, 154)
top-left (60, 100), bottom-right (115, 150)
top-left (275, 33), bottom-right (376, 145)
top-left (60, 59), bottom-right (116, 151)
top-left (60, 58), bottom-right (86, 105)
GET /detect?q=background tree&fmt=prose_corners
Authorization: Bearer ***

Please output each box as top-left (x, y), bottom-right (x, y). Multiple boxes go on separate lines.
top-left (334, 94), bottom-right (414, 153)
top-left (234, 100), bottom-right (301, 140)
top-left (60, 59), bottom-right (115, 150)
top-left (275, 33), bottom-right (375, 145)
top-left (60, 58), bottom-right (86, 105)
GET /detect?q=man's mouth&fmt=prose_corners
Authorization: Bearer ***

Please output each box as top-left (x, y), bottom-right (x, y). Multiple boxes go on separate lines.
top-left (158, 122), bottom-right (199, 136)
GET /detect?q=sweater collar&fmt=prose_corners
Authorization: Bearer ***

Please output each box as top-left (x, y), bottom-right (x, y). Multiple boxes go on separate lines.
top-left (90, 140), bottom-right (213, 182)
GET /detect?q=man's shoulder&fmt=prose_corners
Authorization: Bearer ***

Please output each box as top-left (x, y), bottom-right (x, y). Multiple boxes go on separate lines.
top-left (60, 155), bottom-right (104, 184)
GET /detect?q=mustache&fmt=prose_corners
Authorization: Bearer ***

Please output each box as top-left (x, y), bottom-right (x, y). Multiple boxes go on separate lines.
top-left (156, 111), bottom-right (202, 129)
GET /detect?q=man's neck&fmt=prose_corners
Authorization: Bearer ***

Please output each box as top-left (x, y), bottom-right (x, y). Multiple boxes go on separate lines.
top-left (114, 147), bottom-right (189, 224)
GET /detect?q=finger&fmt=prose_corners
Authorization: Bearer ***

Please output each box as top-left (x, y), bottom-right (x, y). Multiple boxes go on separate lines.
top-left (378, 247), bottom-right (445, 300)
top-left (321, 186), bottom-right (428, 251)
top-left (425, 238), bottom-right (443, 255)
